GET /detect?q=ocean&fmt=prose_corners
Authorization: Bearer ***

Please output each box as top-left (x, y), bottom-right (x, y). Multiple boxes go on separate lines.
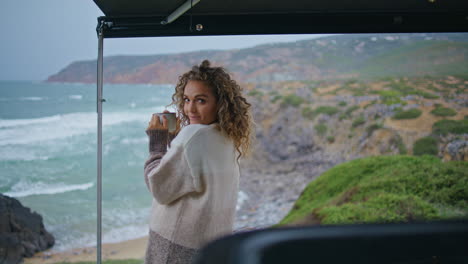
top-left (0, 80), bottom-right (223, 251)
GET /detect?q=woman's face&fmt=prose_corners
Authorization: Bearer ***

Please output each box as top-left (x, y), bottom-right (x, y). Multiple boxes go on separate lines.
top-left (183, 80), bottom-right (218, 125)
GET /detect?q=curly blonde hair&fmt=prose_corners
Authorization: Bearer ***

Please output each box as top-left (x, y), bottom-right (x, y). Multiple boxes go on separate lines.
top-left (171, 60), bottom-right (254, 159)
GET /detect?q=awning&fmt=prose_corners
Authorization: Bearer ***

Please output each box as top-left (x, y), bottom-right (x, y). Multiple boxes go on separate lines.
top-left (93, 0), bottom-right (468, 38)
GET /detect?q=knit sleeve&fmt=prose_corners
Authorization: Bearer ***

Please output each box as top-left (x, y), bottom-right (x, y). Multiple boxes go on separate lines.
top-left (146, 143), bottom-right (204, 205)
top-left (143, 129), bottom-right (169, 192)
top-left (144, 153), bottom-right (164, 192)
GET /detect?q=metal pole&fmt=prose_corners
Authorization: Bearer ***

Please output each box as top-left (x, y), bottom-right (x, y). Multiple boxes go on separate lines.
top-left (96, 23), bottom-right (104, 264)
top-left (161, 0), bottom-right (201, 24)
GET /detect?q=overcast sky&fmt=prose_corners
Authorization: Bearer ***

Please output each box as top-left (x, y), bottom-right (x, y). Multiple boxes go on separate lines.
top-left (0, 1), bottom-right (332, 81)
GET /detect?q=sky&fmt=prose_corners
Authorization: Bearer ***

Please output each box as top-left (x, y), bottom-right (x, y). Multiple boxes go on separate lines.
top-left (1, 1), bottom-right (331, 81)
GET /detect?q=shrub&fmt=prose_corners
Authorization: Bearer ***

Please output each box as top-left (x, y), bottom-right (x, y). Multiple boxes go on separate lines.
top-left (278, 155), bottom-right (468, 226)
top-left (271, 95), bottom-right (282, 103)
top-left (413, 137), bottom-right (438, 156)
top-left (398, 140), bottom-right (407, 155)
top-left (315, 124), bottom-right (327, 136)
top-left (389, 81), bottom-right (428, 98)
top-left (352, 116), bottom-right (366, 127)
top-left (432, 119), bottom-right (468, 135)
top-left (339, 113), bottom-right (348, 121)
top-left (340, 105), bottom-right (360, 120)
top-left (379, 90), bottom-right (405, 106)
top-left (366, 123), bottom-right (383, 136)
top-left (345, 105), bottom-right (360, 115)
top-left (317, 194), bottom-right (437, 224)
top-left (430, 107), bottom-right (457, 117)
top-left (389, 80), bottom-right (411, 91)
top-left (393, 108), bottom-right (422, 120)
top-left (418, 91), bottom-right (439, 99)
top-left (248, 89), bottom-right (263, 97)
top-left (301, 107), bottom-right (315, 120)
top-left (352, 89), bottom-right (367, 97)
top-left (364, 100), bottom-right (377, 109)
top-left (427, 84), bottom-right (441, 92)
top-left (390, 134), bottom-right (407, 154)
top-left (338, 101), bottom-right (347, 107)
top-left (314, 106), bottom-right (340, 116)
top-left (282, 94), bottom-right (304, 107)
top-left (327, 136), bottom-right (335, 143)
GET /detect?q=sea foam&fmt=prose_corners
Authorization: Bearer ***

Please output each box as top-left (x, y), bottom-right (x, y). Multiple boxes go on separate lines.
top-left (0, 148), bottom-right (49, 161)
top-left (69, 95), bottom-right (83, 100)
top-left (20, 97), bottom-right (46, 101)
top-left (4, 181), bottom-right (94, 198)
top-left (0, 110), bottom-right (156, 146)
top-left (0, 115), bottom-right (61, 128)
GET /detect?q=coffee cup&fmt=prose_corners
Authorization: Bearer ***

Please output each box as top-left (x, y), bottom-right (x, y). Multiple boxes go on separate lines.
top-left (157, 112), bottom-right (177, 133)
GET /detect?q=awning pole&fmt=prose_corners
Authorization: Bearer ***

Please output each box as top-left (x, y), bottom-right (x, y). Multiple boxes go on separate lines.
top-left (161, 0), bottom-right (201, 24)
top-left (96, 21), bottom-right (104, 264)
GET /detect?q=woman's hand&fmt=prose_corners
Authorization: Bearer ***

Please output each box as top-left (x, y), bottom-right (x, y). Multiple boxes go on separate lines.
top-left (147, 114), bottom-right (168, 131)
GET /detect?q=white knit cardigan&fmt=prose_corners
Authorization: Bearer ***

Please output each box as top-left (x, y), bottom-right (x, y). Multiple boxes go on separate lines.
top-left (145, 124), bottom-right (240, 249)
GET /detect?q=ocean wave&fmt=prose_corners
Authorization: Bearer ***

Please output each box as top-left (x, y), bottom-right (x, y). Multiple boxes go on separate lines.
top-left (20, 97), bottom-right (46, 101)
top-left (0, 110), bottom-right (158, 146)
top-left (3, 181), bottom-right (94, 198)
top-left (0, 150), bottom-right (49, 161)
top-left (0, 115), bottom-right (61, 128)
top-left (69, 95), bottom-right (83, 100)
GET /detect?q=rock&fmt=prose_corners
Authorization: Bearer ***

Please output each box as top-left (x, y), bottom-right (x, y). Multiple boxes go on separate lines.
top-left (0, 233), bottom-right (23, 264)
top-left (317, 114), bottom-right (331, 123)
top-left (423, 101), bottom-right (434, 107)
top-left (402, 95), bottom-right (418, 101)
top-left (441, 138), bottom-right (468, 161)
top-left (0, 194), bottom-right (55, 264)
top-left (403, 104), bottom-right (420, 110)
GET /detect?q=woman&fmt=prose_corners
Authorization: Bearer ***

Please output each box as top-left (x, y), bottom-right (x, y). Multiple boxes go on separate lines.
top-left (143, 60), bottom-right (253, 264)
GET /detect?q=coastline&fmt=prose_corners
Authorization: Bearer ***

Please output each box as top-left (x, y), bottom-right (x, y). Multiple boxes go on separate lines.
top-left (24, 236), bottom-right (148, 264)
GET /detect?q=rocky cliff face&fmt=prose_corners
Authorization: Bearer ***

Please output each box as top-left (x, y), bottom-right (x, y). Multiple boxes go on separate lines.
top-left (235, 76), bottom-right (468, 229)
top-left (440, 134), bottom-right (468, 161)
top-left (0, 194), bottom-right (54, 264)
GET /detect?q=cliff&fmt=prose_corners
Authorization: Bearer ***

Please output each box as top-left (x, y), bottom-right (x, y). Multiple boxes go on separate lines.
top-left (47, 33), bottom-right (468, 84)
top-left (0, 194), bottom-right (54, 264)
top-left (236, 75), bottom-right (468, 228)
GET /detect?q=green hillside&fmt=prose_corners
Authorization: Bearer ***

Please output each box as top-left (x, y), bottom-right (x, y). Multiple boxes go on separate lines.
top-left (356, 41), bottom-right (468, 78)
top-left (278, 155), bottom-right (468, 226)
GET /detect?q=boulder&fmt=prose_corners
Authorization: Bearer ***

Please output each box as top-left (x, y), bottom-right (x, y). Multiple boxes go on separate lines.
top-left (442, 139), bottom-right (468, 161)
top-left (0, 194), bottom-right (54, 264)
top-left (439, 134), bottom-right (468, 161)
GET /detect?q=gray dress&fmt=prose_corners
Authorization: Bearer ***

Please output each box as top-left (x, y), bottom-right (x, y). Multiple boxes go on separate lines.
top-left (145, 229), bottom-right (198, 264)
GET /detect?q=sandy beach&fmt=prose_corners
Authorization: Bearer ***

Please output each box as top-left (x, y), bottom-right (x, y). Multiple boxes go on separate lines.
top-left (24, 236), bottom-right (148, 264)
